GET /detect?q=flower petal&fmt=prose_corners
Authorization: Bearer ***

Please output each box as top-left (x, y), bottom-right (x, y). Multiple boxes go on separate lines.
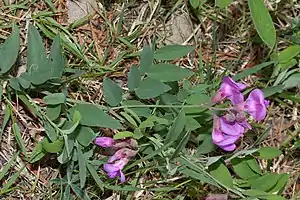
top-left (104, 159), bottom-right (129, 182)
top-left (247, 103), bottom-right (266, 121)
top-left (119, 171), bottom-right (126, 183)
top-left (222, 76), bottom-right (247, 91)
top-left (103, 163), bottom-right (119, 173)
top-left (238, 120), bottom-right (252, 130)
top-left (220, 117), bottom-right (244, 136)
top-left (212, 129), bottom-right (224, 143)
top-left (108, 149), bottom-right (125, 163)
top-left (115, 158), bottom-right (129, 169)
top-left (107, 171), bottom-right (118, 179)
top-left (220, 143), bottom-right (236, 151)
top-left (212, 89), bottom-right (224, 103)
top-left (245, 89), bottom-right (267, 121)
top-left (228, 91), bottom-right (244, 105)
top-left (94, 137), bottom-right (115, 148)
top-left (246, 89), bottom-right (265, 104)
top-left (213, 115), bottom-right (221, 130)
top-left (264, 100), bottom-right (270, 107)
top-left (212, 77), bottom-right (246, 103)
top-left (216, 135), bottom-right (240, 146)
top-left (220, 83), bottom-right (236, 99)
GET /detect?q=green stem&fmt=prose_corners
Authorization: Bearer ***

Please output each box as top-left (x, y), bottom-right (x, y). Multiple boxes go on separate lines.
top-left (111, 104), bottom-right (207, 110)
top-left (67, 98), bottom-right (230, 111)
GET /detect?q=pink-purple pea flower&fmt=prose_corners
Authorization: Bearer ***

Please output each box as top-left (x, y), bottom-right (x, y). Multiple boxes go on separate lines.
top-left (211, 76), bottom-right (269, 151)
top-left (103, 158), bottom-right (129, 184)
top-left (212, 115), bottom-right (244, 151)
top-left (94, 136), bottom-right (138, 184)
top-left (212, 76), bottom-right (246, 105)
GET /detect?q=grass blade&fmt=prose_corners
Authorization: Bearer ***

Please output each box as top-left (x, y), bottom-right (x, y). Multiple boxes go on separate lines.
top-left (0, 104), bottom-right (11, 143)
top-left (1, 166), bottom-right (25, 193)
top-left (0, 152), bottom-right (19, 180)
top-left (233, 61), bottom-right (275, 81)
top-left (87, 163), bottom-right (104, 191)
top-left (12, 123), bottom-right (27, 158)
top-left (77, 143), bottom-right (87, 188)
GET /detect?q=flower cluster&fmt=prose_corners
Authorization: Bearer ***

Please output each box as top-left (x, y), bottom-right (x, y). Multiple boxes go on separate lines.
top-left (211, 76), bottom-right (269, 151)
top-left (94, 137), bottom-right (138, 183)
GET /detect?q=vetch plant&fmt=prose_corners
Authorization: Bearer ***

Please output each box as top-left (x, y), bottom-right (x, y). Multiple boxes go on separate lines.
top-left (212, 77), bottom-right (269, 151)
top-left (0, 25), bottom-right (290, 199)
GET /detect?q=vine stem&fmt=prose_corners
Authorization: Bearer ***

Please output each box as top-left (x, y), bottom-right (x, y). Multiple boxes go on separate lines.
top-left (112, 104), bottom-right (207, 110)
top-left (67, 98), bottom-right (230, 111)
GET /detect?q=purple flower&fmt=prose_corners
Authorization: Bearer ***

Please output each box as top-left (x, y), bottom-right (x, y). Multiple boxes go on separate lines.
top-left (211, 77), bottom-right (269, 151)
top-left (108, 148), bottom-right (138, 163)
top-left (212, 115), bottom-right (244, 151)
top-left (95, 137), bottom-right (139, 184)
top-left (104, 158), bottom-right (129, 183)
top-left (94, 137), bottom-right (115, 148)
top-left (212, 76), bottom-right (246, 104)
top-left (245, 89), bottom-right (268, 121)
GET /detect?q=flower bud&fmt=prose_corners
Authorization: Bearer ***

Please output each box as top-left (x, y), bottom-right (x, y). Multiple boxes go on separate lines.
top-left (108, 148), bottom-right (138, 163)
top-left (236, 111), bottom-right (246, 122)
top-left (126, 138), bottom-right (138, 149)
top-left (94, 137), bottom-right (115, 148)
top-left (112, 138), bottom-right (138, 150)
top-left (264, 100), bottom-right (270, 107)
top-left (225, 112), bottom-right (236, 122)
top-left (212, 90), bottom-right (223, 103)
